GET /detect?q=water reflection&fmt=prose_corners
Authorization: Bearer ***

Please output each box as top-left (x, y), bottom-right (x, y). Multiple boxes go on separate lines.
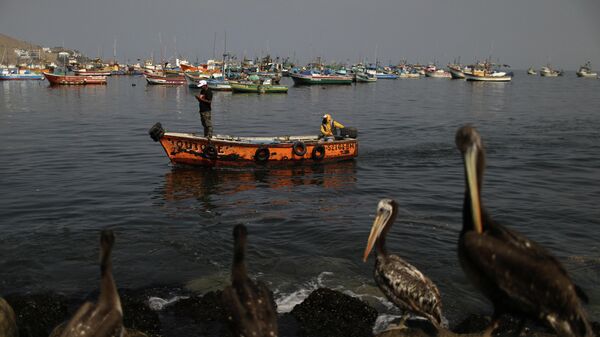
top-left (162, 160), bottom-right (358, 201)
top-left (467, 81), bottom-right (511, 115)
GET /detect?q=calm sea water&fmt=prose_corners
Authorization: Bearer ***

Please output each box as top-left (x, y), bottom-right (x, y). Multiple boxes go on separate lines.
top-left (1, 74), bottom-right (599, 326)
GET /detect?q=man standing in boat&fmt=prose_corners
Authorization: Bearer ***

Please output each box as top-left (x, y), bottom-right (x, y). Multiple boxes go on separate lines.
top-left (320, 114), bottom-right (345, 142)
top-left (195, 80), bottom-right (213, 138)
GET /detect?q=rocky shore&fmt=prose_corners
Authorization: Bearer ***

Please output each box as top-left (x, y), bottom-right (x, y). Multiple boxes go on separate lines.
top-left (2, 287), bottom-right (598, 337)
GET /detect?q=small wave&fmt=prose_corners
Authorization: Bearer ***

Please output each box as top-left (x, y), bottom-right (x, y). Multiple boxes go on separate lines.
top-left (373, 314), bottom-right (403, 334)
top-left (148, 295), bottom-right (189, 311)
top-left (274, 271), bottom-right (333, 313)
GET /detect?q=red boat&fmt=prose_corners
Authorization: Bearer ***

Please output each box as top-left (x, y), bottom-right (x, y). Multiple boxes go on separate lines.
top-left (43, 72), bottom-right (107, 85)
top-left (144, 73), bottom-right (186, 85)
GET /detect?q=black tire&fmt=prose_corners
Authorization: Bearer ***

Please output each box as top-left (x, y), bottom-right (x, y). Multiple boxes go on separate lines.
top-left (203, 144), bottom-right (218, 159)
top-left (149, 122), bottom-right (165, 142)
top-left (311, 144), bottom-right (326, 161)
top-left (255, 147), bottom-right (270, 163)
top-left (292, 141), bottom-right (307, 156)
top-left (340, 127), bottom-right (358, 139)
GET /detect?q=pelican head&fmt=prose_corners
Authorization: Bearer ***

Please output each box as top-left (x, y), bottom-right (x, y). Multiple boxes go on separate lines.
top-left (455, 125), bottom-right (484, 234)
top-left (363, 198), bottom-right (397, 262)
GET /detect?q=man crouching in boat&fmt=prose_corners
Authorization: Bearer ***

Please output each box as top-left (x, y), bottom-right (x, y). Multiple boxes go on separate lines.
top-left (319, 114), bottom-right (345, 142)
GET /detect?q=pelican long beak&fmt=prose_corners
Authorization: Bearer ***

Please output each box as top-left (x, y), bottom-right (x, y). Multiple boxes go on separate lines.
top-left (363, 211), bottom-right (390, 262)
top-left (464, 144), bottom-right (483, 234)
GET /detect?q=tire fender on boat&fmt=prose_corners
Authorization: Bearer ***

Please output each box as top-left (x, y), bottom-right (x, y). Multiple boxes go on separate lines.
top-left (149, 122), bottom-right (165, 142)
top-left (311, 144), bottom-right (326, 161)
top-left (255, 147), bottom-right (270, 162)
top-left (292, 141), bottom-right (307, 157)
top-left (203, 144), bottom-right (218, 159)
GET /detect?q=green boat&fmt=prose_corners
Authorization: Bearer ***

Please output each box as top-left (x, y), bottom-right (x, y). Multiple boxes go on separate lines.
top-left (230, 82), bottom-right (288, 93)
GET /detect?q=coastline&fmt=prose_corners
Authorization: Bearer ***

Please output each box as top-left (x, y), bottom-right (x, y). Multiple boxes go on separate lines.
top-left (3, 286), bottom-right (598, 337)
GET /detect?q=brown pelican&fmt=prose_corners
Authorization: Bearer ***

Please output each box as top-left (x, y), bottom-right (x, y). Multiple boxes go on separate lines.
top-left (0, 297), bottom-right (18, 337)
top-left (59, 230), bottom-right (123, 337)
top-left (363, 199), bottom-right (443, 328)
top-left (455, 125), bottom-right (593, 337)
top-left (222, 224), bottom-right (278, 337)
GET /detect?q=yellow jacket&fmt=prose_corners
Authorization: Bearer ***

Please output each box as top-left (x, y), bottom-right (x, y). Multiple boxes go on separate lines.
top-left (320, 114), bottom-right (344, 137)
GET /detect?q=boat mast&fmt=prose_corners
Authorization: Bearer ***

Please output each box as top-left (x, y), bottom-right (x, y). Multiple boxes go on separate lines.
top-left (223, 30), bottom-right (227, 79)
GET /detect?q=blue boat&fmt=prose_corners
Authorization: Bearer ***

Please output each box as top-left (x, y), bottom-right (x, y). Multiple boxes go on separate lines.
top-left (0, 68), bottom-right (44, 80)
top-left (375, 73), bottom-right (398, 79)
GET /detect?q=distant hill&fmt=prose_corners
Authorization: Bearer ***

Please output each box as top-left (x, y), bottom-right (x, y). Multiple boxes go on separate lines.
top-left (0, 33), bottom-right (57, 65)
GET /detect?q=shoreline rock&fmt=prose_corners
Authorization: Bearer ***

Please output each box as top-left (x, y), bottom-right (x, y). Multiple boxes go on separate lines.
top-left (2, 288), bottom-right (597, 337)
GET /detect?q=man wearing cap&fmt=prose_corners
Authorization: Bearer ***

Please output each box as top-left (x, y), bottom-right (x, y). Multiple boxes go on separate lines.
top-left (195, 80), bottom-right (214, 138)
top-left (320, 113), bottom-right (345, 142)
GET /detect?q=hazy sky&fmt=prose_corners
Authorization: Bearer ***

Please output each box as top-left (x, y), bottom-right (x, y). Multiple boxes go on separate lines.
top-left (1, 0), bottom-right (599, 69)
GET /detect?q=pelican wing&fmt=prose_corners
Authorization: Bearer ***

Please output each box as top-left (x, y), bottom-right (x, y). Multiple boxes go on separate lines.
top-left (222, 280), bottom-right (278, 337)
top-left (462, 231), bottom-right (592, 337)
top-left (375, 255), bottom-right (443, 326)
top-left (59, 302), bottom-right (123, 337)
top-left (485, 213), bottom-right (589, 303)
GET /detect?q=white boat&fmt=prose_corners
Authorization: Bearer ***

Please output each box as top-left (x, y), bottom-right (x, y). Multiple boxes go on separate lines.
top-left (465, 70), bottom-right (513, 82)
top-left (576, 62), bottom-right (598, 78)
top-left (540, 66), bottom-right (562, 77)
top-left (355, 72), bottom-right (377, 82)
top-left (527, 67), bottom-right (537, 75)
top-left (447, 64), bottom-right (466, 79)
top-left (398, 72), bottom-right (420, 79)
top-left (464, 62), bottom-right (513, 82)
top-left (425, 69), bottom-right (451, 78)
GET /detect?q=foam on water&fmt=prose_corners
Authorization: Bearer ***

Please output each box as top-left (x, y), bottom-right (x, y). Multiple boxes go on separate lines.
top-left (274, 271), bottom-right (334, 313)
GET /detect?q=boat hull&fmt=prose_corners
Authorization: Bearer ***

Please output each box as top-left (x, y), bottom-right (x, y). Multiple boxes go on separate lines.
top-left (375, 73), bottom-right (398, 79)
top-left (355, 73), bottom-right (377, 82)
top-left (576, 72), bottom-right (598, 78)
top-left (230, 83), bottom-right (288, 93)
top-left (145, 73), bottom-right (186, 85)
top-left (290, 73), bottom-right (353, 85)
top-left (73, 70), bottom-right (112, 76)
top-left (448, 68), bottom-right (466, 79)
top-left (150, 124), bottom-right (358, 168)
top-left (0, 73), bottom-right (44, 80)
top-left (464, 73), bottom-right (512, 82)
top-left (43, 72), bottom-right (107, 85)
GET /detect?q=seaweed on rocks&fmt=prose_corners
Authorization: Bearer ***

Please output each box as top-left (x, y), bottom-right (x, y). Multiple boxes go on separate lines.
top-left (4, 292), bottom-right (69, 337)
top-left (291, 287), bottom-right (378, 337)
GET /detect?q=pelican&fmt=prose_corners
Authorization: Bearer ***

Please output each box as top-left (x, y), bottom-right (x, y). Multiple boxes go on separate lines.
top-left (0, 297), bottom-right (18, 337)
top-left (363, 199), bottom-right (443, 328)
top-left (455, 125), bottom-right (593, 337)
top-left (59, 230), bottom-right (123, 337)
top-left (222, 224), bottom-right (278, 337)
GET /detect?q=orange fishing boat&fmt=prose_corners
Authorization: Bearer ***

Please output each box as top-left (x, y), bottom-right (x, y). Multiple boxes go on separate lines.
top-left (149, 123), bottom-right (358, 167)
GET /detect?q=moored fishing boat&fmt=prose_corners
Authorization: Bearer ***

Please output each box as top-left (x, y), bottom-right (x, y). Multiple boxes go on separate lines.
top-left (447, 64), bottom-right (467, 79)
top-left (576, 62), bottom-right (598, 78)
top-left (230, 81), bottom-right (288, 93)
top-left (464, 61), bottom-right (513, 82)
top-left (183, 72), bottom-right (232, 90)
top-left (148, 123), bottom-right (358, 167)
top-left (540, 65), bottom-right (562, 77)
top-left (145, 72), bottom-right (186, 85)
top-left (43, 72), bottom-right (107, 85)
top-left (527, 67), bottom-right (537, 75)
top-left (290, 70), bottom-right (353, 85)
top-left (425, 69), bottom-right (452, 78)
top-left (355, 72), bottom-right (377, 82)
top-left (0, 68), bottom-right (44, 80)
top-left (464, 70), bottom-right (513, 82)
